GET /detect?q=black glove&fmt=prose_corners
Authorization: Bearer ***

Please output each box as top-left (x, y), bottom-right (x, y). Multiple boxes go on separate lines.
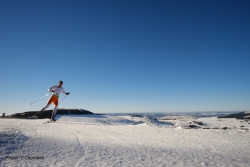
top-left (66, 92), bottom-right (70, 95)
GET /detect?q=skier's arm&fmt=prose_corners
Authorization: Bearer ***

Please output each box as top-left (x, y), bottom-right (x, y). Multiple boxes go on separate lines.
top-left (49, 86), bottom-right (55, 92)
top-left (62, 88), bottom-right (70, 95)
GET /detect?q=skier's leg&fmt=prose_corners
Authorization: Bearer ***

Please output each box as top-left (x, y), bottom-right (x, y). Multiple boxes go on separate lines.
top-left (34, 96), bottom-right (54, 116)
top-left (51, 105), bottom-right (58, 120)
top-left (35, 104), bottom-right (50, 116)
top-left (51, 97), bottom-right (59, 120)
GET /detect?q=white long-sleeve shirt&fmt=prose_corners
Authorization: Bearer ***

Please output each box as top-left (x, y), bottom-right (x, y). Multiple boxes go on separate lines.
top-left (48, 86), bottom-right (66, 97)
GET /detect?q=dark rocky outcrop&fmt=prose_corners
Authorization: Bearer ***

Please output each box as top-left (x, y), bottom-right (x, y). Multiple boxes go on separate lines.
top-left (193, 121), bottom-right (203, 125)
top-left (7, 109), bottom-right (93, 119)
top-left (218, 111), bottom-right (250, 119)
top-left (189, 125), bottom-right (197, 128)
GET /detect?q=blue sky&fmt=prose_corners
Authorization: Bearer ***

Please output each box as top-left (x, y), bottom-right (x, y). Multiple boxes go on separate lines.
top-left (1, 0), bottom-right (250, 114)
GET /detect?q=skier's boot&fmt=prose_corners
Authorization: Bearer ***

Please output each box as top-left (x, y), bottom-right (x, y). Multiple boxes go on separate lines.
top-left (51, 117), bottom-right (56, 122)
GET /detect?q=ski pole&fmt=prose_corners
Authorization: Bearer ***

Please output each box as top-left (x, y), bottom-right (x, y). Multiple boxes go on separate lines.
top-left (59, 95), bottom-right (67, 104)
top-left (31, 93), bottom-right (49, 105)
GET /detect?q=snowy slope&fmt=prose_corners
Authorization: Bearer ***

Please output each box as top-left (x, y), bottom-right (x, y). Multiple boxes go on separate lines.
top-left (0, 115), bottom-right (250, 167)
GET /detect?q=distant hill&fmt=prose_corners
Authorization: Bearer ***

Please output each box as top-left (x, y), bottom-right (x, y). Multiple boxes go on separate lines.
top-left (218, 111), bottom-right (250, 119)
top-left (6, 108), bottom-right (93, 119)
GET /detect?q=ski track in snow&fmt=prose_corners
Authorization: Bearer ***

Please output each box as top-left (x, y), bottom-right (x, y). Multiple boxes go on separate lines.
top-left (0, 114), bottom-right (250, 167)
top-left (72, 131), bottom-right (86, 167)
top-left (60, 122), bottom-right (88, 167)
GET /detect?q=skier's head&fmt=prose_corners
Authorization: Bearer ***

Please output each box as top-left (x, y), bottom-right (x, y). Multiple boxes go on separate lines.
top-left (58, 80), bottom-right (63, 87)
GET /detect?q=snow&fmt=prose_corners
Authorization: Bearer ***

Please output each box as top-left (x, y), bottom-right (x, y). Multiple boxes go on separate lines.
top-left (1, 114), bottom-right (250, 167)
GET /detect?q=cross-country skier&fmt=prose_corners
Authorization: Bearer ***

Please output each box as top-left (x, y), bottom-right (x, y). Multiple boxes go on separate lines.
top-left (31, 80), bottom-right (70, 121)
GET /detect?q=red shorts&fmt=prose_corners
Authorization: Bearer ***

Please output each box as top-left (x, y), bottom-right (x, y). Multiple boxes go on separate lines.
top-left (47, 95), bottom-right (59, 106)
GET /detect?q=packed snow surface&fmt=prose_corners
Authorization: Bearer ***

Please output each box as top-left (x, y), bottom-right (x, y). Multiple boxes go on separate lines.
top-left (0, 114), bottom-right (250, 167)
